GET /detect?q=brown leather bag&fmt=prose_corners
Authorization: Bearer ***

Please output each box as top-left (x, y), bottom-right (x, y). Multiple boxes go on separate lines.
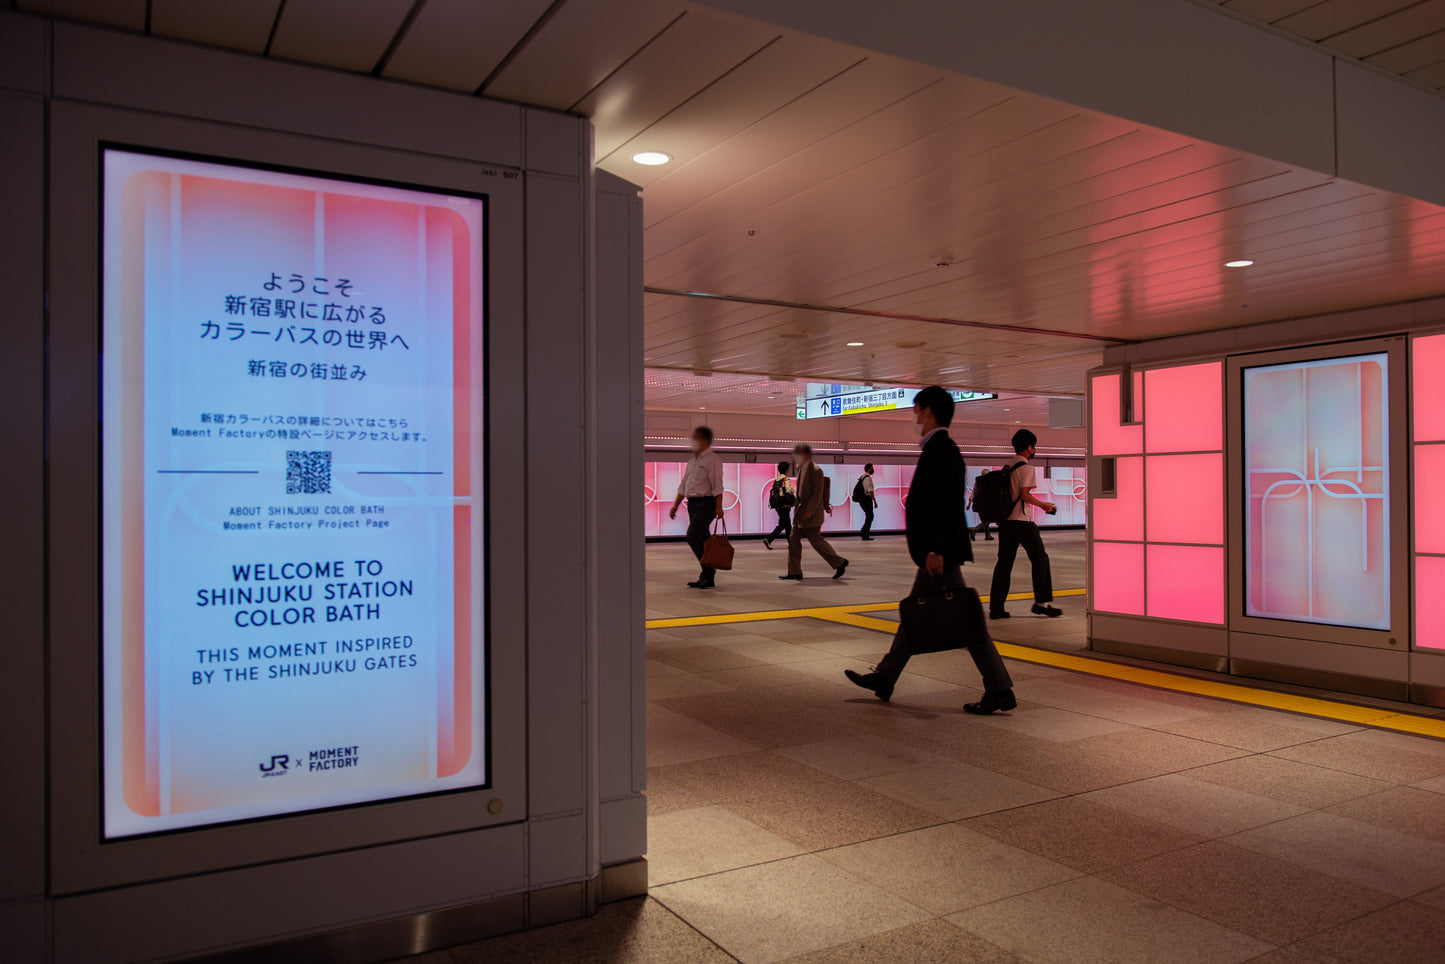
top-left (701, 519), bottom-right (734, 570)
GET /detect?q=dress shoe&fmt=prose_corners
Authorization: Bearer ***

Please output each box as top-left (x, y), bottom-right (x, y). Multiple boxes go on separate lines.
top-left (989, 610), bottom-right (1010, 620)
top-left (861, 536), bottom-right (875, 541)
top-left (833, 559), bottom-right (849, 580)
top-left (779, 573), bottom-right (803, 580)
top-left (763, 538), bottom-right (774, 550)
top-left (687, 580), bottom-right (715, 589)
top-left (844, 669), bottom-right (893, 702)
top-left (1031, 603), bottom-right (1062, 617)
top-left (984, 535), bottom-right (994, 541)
top-left (964, 689), bottom-right (1017, 715)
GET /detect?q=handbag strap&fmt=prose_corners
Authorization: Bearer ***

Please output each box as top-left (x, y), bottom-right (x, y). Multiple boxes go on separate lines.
top-left (711, 518), bottom-right (727, 536)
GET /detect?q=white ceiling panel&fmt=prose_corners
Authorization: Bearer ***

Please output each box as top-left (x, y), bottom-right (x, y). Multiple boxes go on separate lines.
top-left (382, 0), bottom-right (553, 91)
top-left (575, 9), bottom-right (777, 157)
top-left (268, 0), bottom-right (415, 73)
top-left (149, 0), bottom-right (282, 53)
top-left (17, 0), bottom-right (144, 28)
top-left (482, 0), bottom-right (682, 110)
top-left (599, 31), bottom-right (868, 181)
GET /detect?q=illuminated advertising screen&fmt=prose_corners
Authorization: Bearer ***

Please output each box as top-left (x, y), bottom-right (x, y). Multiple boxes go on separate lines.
top-left (1243, 353), bottom-right (1389, 630)
top-left (101, 149), bottom-right (487, 837)
top-left (642, 460), bottom-right (1084, 537)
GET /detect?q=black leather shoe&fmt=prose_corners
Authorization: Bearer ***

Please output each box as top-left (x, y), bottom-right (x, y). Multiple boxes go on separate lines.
top-left (844, 669), bottom-right (894, 702)
top-left (1032, 603), bottom-right (1063, 617)
top-left (779, 573), bottom-right (803, 580)
top-left (687, 580), bottom-right (715, 589)
top-left (964, 690), bottom-right (1017, 715)
top-left (763, 538), bottom-right (774, 550)
top-left (989, 610), bottom-right (1010, 620)
top-left (833, 560), bottom-right (849, 580)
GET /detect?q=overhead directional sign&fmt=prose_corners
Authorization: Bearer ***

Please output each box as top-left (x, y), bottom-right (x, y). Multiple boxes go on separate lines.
top-left (797, 385), bottom-right (996, 419)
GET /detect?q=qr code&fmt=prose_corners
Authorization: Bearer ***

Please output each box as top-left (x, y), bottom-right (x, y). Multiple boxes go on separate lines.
top-left (286, 450), bottom-right (332, 495)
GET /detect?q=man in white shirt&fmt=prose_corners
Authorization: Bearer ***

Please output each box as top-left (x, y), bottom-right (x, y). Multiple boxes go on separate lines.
top-left (669, 425), bottom-right (725, 589)
top-left (988, 429), bottom-right (1061, 618)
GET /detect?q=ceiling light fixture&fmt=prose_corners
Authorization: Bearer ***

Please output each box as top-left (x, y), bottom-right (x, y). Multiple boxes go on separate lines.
top-left (1224, 259), bottom-right (1255, 268)
top-left (631, 151), bottom-right (671, 166)
top-left (847, 341), bottom-right (865, 347)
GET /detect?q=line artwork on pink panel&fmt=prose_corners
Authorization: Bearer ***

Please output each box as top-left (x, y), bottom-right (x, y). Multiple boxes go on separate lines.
top-left (1244, 353), bottom-right (1389, 630)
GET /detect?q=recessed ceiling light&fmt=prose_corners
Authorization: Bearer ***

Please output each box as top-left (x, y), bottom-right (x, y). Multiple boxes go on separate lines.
top-left (847, 341), bottom-right (865, 347)
top-left (632, 151), bottom-right (671, 166)
top-left (1225, 259), bottom-right (1254, 268)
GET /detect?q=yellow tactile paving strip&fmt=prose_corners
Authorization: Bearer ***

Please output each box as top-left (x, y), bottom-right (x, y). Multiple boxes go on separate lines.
top-left (646, 588), bottom-right (1445, 741)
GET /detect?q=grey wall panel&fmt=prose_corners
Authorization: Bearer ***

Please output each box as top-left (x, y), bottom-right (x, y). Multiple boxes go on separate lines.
top-left (0, 10), bottom-right (45, 94)
top-left (1230, 632), bottom-right (1408, 681)
top-left (0, 93), bottom-right (46, 906)
top-left (526, 108), bottom-right (585, 179)
top-left (53, 825), bottom-right (525, 963)
top-left (599, 796), bottom-right (647, 867)
top-left (51, 21), bottom-right (523, 168)
top-left (528, 813), bottom-right (589, 887)
top-left (1336, 61), bottom-right (1445, 210)
top-left (526, 172), bottom-right (589, 819)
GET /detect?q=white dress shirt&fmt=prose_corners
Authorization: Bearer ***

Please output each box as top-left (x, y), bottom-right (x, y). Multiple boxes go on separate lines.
top-left (678, 449), bottom-right (724, 498)
top-left (1007, 456), bottom-right (1038, 522)
top-left (861, 474), bottom-right (875, 497)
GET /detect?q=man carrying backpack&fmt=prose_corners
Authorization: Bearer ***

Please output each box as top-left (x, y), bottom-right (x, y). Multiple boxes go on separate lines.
top-left (853, 464), bottom-right (878, 540)
top-left (763, 460), bottom-right (795, 550)
top-left (988, 429), bottom-right (1062, 619)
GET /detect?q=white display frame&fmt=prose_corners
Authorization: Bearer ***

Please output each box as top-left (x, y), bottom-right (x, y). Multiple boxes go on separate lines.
top-left (48, 101), bottom-right (527, 895)
top-left (1226, 336), bottom-right (1411, 650)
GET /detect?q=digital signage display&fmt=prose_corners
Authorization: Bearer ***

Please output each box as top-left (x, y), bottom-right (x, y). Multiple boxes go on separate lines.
top-left (1243, 353), bottom-right (1389, 630)
top-left (101, 149), bottom-right (487, 837)
top-left (798, 385), bottom-right (996, 420)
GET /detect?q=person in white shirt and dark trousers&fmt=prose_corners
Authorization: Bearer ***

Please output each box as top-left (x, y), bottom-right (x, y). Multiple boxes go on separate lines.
top-left (764, 461), bottom-right (794, 550)
top-left (988, 429), bottom-right (1062, 618)
top-left (669, 426), bottom-right (725, 589)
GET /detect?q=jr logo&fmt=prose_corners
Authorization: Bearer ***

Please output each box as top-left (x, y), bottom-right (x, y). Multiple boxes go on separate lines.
top-left (259, 754), bottom-right (291, 774)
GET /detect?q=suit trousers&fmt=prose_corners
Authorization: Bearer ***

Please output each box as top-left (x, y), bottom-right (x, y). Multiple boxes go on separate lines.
top-left (685, 496), bottom-right (718, 581)
top-left (787, 523), bottom-right (845, 576)
top-left (860, 499), bottom-right (875, 538)
top-left (989, 520), bottom-right (1052, 610)
top-left (875, 566), bottom-right (1013, 693)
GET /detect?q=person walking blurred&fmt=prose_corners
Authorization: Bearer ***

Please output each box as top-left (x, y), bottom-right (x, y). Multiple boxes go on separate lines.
top-left (668, 426), bottom-right (724, 589)
top-left (780, 444), bottom-right (849, 581)
top-left (854, 463), bottom-right (878, 540)
top-left (763, 460), bottom-right (794, 550)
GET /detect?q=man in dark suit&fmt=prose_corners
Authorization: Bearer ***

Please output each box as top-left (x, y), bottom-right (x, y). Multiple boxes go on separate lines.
top-left (845, 386), bottom-right (1015, 714)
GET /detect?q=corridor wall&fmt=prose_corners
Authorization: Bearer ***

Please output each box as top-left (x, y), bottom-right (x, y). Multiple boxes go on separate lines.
top-left (1088, 296), bottom-right (1445, 705)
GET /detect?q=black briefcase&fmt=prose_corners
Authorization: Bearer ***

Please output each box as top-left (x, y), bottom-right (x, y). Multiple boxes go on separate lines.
top-left (898, 579), bottom-right (991, 655)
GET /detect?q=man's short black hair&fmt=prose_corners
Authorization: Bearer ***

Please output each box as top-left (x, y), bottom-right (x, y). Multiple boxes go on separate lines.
top-left (1012, 428), bottom-right (1037, 454)
top-left (864, 463), bottom-right (874, 473)
top-left (777, 460), bottom-right (789, 473)
top-left (913, 386), bottom-right (955, 426)
top-left (694, 425), bottom-right (713, 443)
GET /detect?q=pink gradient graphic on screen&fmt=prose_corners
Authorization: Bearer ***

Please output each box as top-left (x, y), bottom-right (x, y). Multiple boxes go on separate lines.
top-left (1414, 334), bottom-right (1445, 442)
top-left (1092, 456), bottom-right (1143, 541)
top-left (1415, 445), bottom-right (1445, 555)
top-left (1144, 363), bottom-right (1222, 453)
top-left (1091, 373), bottom-right (1143, 455)
top-left (1244, 354), bottom-right (1389, 630)
top-left (1145, 454), bottom-right (1224, 545)
top-left (1147, 544), bottom-right (1224, 623)
top-left (1093, 542), bottom-right (1145, 615)
top-left (1416, 556), bottom-right (1445, 650)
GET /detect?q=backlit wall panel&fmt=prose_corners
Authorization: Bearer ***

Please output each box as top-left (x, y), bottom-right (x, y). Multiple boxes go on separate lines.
top-left (1090, 363), bottom-right (1225, 624)
top-left (644, 460), bottom-right (1084, 537)
top-left (1414, 333), bottom-right (1445, 650)
top-left (1243, 353), bottom-right (1389, 631)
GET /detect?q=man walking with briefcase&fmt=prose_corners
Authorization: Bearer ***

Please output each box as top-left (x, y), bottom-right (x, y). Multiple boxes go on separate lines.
top-left (844, 387), bottom-right (1015, 714)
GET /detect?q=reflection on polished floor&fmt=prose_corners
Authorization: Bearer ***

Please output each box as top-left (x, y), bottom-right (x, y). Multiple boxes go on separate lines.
top-left (417, 533), bottom-right (1445, 963)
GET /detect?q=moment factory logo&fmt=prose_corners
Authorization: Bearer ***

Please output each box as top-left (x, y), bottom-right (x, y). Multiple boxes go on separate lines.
top-left (259, 745), bottom-right (361, 777)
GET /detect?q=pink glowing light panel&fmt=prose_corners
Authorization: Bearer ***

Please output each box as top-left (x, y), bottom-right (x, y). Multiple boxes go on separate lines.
top-left (643, 461), bottom-right (1084, 537)
top-left (1244, 353), bottom-right (1390, 630)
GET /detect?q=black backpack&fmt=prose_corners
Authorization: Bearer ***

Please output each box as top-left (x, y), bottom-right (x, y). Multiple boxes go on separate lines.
top-left (852, 476), bottom-right (868, 502)
top-left (770, 479), bottom-right (796, 509)
top-left (972, 462), bottom-right (1022, 524)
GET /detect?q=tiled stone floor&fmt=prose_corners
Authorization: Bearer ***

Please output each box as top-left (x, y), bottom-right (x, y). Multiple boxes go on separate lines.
top-left (413, 533), bottom-right (1445, 963)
